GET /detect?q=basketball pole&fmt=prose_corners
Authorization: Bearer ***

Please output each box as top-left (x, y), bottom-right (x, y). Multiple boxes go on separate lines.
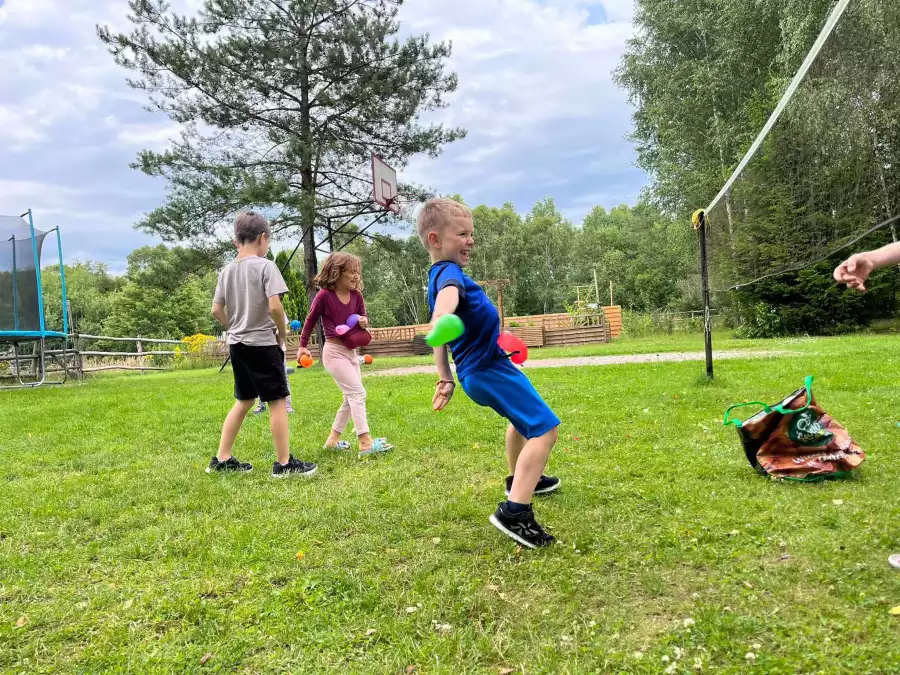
top-left (692, 209), bottom-right (713, 380)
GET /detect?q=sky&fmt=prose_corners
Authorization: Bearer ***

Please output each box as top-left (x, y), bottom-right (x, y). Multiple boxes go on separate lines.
top-left (0, 0), bottom-right (645, 272)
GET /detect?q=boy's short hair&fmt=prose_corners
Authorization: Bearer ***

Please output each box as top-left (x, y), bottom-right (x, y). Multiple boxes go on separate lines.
top-left (234, 210), bottom-right (271, 245)
top-left (416, 198), bottom-right (472, 247)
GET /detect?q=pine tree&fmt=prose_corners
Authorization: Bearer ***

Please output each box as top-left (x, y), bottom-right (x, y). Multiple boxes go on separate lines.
top-left (98, 0), bottom-right (465, 302)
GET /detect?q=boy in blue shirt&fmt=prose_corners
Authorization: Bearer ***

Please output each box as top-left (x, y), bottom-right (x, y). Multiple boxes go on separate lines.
top-left (420, 198), bottom-right (561, 548)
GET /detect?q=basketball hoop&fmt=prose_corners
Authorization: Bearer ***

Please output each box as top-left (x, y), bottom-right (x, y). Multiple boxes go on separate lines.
top-left (371, 154), bottom-right (400, 214)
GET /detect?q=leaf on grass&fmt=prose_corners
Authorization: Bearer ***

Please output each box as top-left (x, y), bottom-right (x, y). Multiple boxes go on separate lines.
top-left (124, 599), bottom-right (134, 609)
top-left (295, 551), bottom-right (305, 561)
top-left (432, 537), bottom-right (441, 544)
top-left (832, 499), bottom-right (844, 506)
top-left (366, 628), bottom-right (377, 636)
top-left (405, 606), bottom-right (418, 614)
top-left (499, 669), bottom-right (516, 675)
top-left (15, 615), bottom-right (29, 629)
top-left (199, 653), bottom-right (213, 665)
top-left (890, 606), bottom-right (900, 615)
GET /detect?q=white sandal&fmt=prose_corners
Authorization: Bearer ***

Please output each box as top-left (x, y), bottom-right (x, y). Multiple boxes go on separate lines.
top-left (324, 440), bottom-right (351, 450)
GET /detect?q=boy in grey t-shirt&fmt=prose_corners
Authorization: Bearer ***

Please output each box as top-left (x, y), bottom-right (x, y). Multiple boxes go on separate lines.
top-left (208, 211), bottom-right (316, 478)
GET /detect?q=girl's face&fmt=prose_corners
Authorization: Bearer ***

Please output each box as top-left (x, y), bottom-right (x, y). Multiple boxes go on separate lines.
top-left (338, 264), bottom-right (361, 290)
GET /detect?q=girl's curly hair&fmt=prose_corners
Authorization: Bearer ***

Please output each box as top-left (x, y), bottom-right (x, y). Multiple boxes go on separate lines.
top-left (313, 251), bottom-right (363, 291)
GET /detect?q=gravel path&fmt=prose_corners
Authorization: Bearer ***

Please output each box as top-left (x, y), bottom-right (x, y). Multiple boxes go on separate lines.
top-left (365, 350), bottom-right (797, 377)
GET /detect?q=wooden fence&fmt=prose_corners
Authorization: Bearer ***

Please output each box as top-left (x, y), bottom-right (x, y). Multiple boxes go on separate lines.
top-left (286, 307), bottom-right (622, 360)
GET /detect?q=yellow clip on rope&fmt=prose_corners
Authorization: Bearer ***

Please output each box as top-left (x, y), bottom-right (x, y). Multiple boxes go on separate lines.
top-left (691, 208), bottom-right (705, 230)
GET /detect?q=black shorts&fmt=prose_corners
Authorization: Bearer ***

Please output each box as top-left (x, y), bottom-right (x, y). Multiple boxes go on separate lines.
top-left (230, 343), bottom-right (290, 402)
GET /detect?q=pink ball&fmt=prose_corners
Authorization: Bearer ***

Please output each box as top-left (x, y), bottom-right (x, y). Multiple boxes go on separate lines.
top-left (336, 324), bottom-right (349, 336)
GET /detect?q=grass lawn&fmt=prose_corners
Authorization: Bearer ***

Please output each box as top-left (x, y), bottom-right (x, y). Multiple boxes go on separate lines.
top-left (2, 334), bottom-right (900, 672)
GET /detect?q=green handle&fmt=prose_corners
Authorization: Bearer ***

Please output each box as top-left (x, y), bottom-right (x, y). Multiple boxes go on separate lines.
top-left (723, 375), bottom-right (814, 427)
top-left (425, 314), bottom-right (464, 347)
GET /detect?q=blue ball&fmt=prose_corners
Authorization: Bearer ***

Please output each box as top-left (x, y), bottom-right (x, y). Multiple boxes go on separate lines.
top-left (289, 319), bottom-right (302, 331)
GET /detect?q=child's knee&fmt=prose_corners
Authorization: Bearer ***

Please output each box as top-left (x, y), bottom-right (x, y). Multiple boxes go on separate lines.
top-left (541, 426), bottom-right (559, 445)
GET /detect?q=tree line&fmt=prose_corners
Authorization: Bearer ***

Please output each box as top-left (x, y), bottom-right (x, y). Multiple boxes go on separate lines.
top-left (615, 0), bottom-right (900, 336)
top-left (44, 196), bottom-right (697, 340)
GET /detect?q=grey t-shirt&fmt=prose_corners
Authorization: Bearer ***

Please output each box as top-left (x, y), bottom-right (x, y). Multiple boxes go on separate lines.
top-left (213, 256), bottom-right (288, 346)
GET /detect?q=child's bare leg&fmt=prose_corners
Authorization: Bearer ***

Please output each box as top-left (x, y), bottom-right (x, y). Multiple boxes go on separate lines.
top-left (268, 398), bottom-right (291, 465)
top-left (358, 432), bottom-right (374, 450)
top-left (218, 399), bottom-right (256, 460)
top-left (506, 423), bottom-right (527, 474)
top-left (508, 427), bottom-right (559, 504)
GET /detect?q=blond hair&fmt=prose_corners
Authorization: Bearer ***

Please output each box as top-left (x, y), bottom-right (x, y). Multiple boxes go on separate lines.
top-left (416, 198), bottom-right (472, 247)
top-left (233, 210), bottom-right (271, 244)
top-left (314, 251), bottom-right (363, 291)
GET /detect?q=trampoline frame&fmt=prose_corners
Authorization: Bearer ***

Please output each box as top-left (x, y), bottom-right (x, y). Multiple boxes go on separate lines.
top-left (0, 209), bottom-right (71, 389)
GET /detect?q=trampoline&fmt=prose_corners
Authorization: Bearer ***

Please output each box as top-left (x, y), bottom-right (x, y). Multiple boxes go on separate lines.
top-left (0, 210), bottom-right (71, 388)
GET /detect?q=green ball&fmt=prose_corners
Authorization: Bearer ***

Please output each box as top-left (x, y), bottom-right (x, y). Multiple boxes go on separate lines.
top-left (425, 314), bottom-right (464, 347)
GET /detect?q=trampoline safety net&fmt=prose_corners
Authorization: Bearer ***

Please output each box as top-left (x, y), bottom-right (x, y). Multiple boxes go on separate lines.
top-left (0, 215), bottom-right (48, 333)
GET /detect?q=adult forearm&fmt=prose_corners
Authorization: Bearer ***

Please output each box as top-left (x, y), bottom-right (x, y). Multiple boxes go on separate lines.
top-left (866, 242), bottom-right (900, 270)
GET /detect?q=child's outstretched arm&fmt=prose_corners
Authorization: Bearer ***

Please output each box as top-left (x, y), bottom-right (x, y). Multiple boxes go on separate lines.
top-left (431, 286), bottom-right (459, 411)
top-left (834, 242), bottom-right (900, 292)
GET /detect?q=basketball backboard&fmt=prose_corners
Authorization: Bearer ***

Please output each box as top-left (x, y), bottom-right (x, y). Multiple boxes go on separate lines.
top-left (371, 154), bottom-right (400, 214)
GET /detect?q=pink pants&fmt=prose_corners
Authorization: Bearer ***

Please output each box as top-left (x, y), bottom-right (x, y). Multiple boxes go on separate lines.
top-left (321, 342), bottom-right (369, 436)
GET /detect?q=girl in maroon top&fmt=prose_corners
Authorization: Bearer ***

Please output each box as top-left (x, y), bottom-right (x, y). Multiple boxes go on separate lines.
top-left (299, 252), bottom-right (394, 456)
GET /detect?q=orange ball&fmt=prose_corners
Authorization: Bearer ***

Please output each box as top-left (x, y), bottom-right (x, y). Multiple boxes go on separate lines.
top-left (299, 354), bottom-right (313, 368)
top-left (364, 354), bottom-right (373, 365)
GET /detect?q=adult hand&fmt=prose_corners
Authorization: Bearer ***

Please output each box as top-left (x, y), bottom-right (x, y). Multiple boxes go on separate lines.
top-left (834, 253), bottom-right (875, 292)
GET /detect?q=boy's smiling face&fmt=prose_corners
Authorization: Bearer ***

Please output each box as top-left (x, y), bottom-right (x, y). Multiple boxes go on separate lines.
top-left (431, 215), bottom-right (475, 267)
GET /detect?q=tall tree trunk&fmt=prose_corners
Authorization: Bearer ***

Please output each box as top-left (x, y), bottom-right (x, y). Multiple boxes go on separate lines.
top-left (299, 22), bottom-right (324, 350)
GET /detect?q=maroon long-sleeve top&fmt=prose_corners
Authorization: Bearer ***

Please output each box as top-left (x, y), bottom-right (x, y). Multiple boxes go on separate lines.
top-left (300, 289), bottom-right (368, 348)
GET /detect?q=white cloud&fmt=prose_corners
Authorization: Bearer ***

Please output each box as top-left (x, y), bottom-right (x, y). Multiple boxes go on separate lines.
top-left (398, 0), bottom-right (644, 217)
top-left (0, 0), bottom-right (645, 270)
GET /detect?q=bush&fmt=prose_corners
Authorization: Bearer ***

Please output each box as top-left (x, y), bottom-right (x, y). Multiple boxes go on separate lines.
top-left (734, 260), bottom-right (900, 338)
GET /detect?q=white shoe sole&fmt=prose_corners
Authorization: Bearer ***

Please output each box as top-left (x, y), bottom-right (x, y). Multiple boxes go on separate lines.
top-left (505, 480), bottom-right (561, 498)
top-left (889, 554), bottom-right (900, 570)
top-left (489, 514), bottom-right (538, 549)
top-left (271, 465), bottom-right (318, 479)
top-left (206, 466), bottom-right (253, 474)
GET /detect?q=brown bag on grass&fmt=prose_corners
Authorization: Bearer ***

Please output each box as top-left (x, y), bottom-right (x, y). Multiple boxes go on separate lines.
top-left (723, 376), bottom-right (864, 481)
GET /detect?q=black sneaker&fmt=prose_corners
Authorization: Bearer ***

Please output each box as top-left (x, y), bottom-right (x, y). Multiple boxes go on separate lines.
top-left (489, 502), bottom-right (555, 549)
top-left (206, 456), bottom-right (253, 473)
top-left (271, 455), bottom-right (318, 478)
top-left (505, 474), bottom-right (561, 497)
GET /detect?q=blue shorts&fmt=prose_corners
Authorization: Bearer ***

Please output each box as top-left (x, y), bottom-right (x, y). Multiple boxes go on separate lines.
top-left (460, 358), bottom-right (560, 439)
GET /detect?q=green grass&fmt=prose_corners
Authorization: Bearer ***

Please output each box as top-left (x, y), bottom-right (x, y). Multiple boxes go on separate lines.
top-left (2, 334), bottom-right (900, 673)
